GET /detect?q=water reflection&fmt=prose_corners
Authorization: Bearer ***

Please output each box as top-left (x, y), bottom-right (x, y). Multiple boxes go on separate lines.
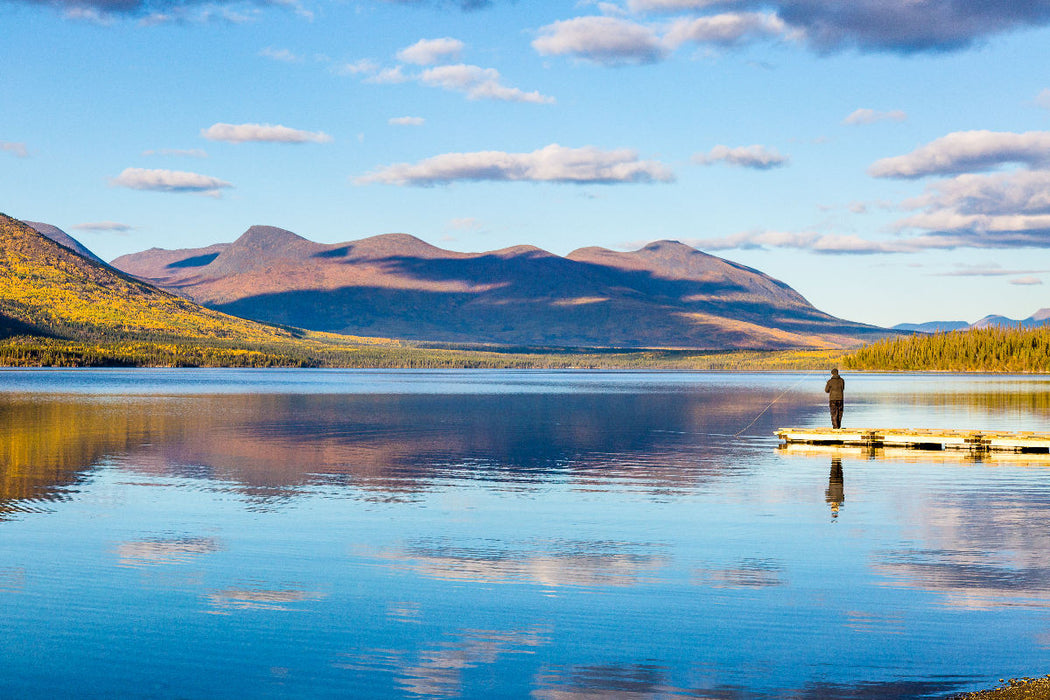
top-left (339, 628), bottom-right (548, 698)
top-left (826, 457), bottom-right (844, 520)
top-left (364, 538), bottom-right (669, 588)
top-left (779, 444), bottom-right (1050, 609)
top-left (693, 558), bottom-right (785, 589)
top-left (533, 663), bottom-right (688, 700)
top-left (5, 372), bottom-right (1050, 698)
top-left (0, 388), bottom-right (819, 514)
top-left (117, 536), bottom-right (223, 568)
top-left (206, 585), bottom-right (326, 613)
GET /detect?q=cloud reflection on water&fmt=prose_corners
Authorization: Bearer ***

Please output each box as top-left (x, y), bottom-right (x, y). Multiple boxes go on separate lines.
top-left (338, 628), bottom-right (547, 698)
top-left (117, 536), bottom-right (223, 568)
top-left (363, 538), bottom-right (670, 588)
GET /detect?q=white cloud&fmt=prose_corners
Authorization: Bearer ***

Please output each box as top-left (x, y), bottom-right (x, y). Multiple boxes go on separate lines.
top-left (111, 168), bottom-right (233, 196)
top-left (694, 144), bottom-right (788, 169)
top-left (1, 141), bottom-right (28, 158)
top-left (355, 144), bottom-right (675, 186)
top-left (665, 12), bottom-right (790, 48)
top-left (419, 64), bottom-right (555, 104)
top-left (842, 108), bottom-right (907, 125)
top-left (396, 37), bottom-right (465, 65)
top-left (533, 16), bottom-right (668, 65)
top-left (893, 170), bottom-right (1050, 248)
top-left (72, 221), bottom-right (134, 232)
top-left (870, 130), bottom-right (1050, 179)
top-left (141, 148), bottom-right (208, 158)
top-left (1010, 276), bottom-right (1043, 285)
top-left (259, 46), bottom-right (302, 62)
top-left (389, 116), bottom-right (425, 126)
top-left (687, 229), bottom-right (918, 254)
top-left (201, 122), bottom-right (333, 144)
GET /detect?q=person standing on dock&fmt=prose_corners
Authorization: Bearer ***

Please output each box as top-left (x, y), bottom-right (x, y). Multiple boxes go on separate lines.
top-left (825, 369), bottom-right (845, 429)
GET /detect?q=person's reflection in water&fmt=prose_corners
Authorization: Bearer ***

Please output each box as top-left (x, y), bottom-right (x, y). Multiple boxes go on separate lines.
top-left (825, 457), bottom-right (845, 520)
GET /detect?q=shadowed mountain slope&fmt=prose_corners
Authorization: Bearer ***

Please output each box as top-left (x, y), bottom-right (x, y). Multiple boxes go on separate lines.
top-left (25, 221), bottom-right (108, 266)
top-left (113, 225), bottom-right (886, 350)
top-left (0, 214), bottom-right (300, 343)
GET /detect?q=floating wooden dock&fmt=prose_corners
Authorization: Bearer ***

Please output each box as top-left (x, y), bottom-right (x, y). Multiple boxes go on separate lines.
top-left (776, 428), bottom-right (1050, 453)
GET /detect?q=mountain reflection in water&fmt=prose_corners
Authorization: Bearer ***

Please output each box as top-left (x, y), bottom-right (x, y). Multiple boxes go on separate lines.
top-left (0, 388), bottom-right (816, 511)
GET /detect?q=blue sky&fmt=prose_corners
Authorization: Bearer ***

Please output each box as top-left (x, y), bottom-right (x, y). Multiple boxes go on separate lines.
top-left (2, 0), bottom-right (1050, 327)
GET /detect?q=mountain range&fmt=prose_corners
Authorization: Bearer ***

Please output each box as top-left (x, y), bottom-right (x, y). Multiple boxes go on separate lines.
top-left (893, 309), bottom-right (1050, 333)
top-left (107, 224), bottom-right (886, 350)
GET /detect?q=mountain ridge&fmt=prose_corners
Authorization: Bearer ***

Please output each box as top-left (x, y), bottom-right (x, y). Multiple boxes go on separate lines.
top-left (894, 310), bottom-right (1050, 332)
top-left (112, 224), bottom-right (886, 350)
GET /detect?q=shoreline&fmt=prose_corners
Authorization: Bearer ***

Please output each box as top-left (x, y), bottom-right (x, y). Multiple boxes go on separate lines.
top-left (951, 676), bottom-right (1050, 699)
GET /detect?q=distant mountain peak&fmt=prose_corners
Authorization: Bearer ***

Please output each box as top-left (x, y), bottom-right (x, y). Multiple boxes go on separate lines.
top-left (490, 244), bottom-right (555, 259)
top-left (232, 225), bottom-right (309, 250)
top-left (1031, 308), bottom-right (1050, 322)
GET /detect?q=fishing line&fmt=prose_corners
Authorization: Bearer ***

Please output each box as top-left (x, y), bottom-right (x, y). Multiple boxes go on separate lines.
top-left (732, 368), bottom-right (824, 438)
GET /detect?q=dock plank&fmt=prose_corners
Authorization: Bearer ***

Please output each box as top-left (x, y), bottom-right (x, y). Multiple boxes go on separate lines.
top-left (776, 428), bottom-right (1050, 453)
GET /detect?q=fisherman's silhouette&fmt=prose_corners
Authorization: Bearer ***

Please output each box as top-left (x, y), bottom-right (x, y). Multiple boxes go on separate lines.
top-left (825, 369), bottom-right (845, 429)
top-left (825, 457), bottom-right (844, 520)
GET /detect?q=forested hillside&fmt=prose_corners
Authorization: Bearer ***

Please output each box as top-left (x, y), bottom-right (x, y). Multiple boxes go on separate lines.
top-left (844, 326), bottom-right (1050, 373)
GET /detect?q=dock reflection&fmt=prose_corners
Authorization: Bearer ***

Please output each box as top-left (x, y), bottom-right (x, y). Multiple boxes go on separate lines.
top-left (778, 442), bottom-right (1050, 467)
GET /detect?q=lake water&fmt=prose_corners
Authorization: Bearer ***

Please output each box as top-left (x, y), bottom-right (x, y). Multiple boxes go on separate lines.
top-left (2, 369), bottom-right (1050, 699)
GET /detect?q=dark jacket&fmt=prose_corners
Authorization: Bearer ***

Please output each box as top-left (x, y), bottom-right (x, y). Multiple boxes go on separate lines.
top-left (825, 375), bottom-right (844, 401)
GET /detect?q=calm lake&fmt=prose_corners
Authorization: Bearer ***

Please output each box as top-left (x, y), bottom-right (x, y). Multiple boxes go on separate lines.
top-left (2, 369), bottom-right (1050, 699)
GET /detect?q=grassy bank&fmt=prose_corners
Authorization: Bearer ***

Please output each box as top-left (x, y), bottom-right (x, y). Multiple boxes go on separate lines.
top-left (0, 335), bottom-right (846, 370)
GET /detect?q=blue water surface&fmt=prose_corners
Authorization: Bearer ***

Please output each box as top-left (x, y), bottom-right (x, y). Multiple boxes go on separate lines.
top-left (1, 370), bottom-right (1049, 698)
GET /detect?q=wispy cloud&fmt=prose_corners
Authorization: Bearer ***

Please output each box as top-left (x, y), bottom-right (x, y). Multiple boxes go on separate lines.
top-left (365, 66), bottom-right (411, 84)
top-left (1011, 276), bottom-right (1044, 285)
top-left (396, 37), bottom-right (465, 65)
top-left (419, 64), bottom-right (555, 104)
top-left (201, 122), bottom-right (333, 144)
top-left (686, 229), bottom-right (920, 254)
top-left (355, 144), bottom-right (674, 186)
top-left (871, 130), bottom-right (1050, 179)
top-left (341, 37), bottom-right (553, 104)
top-left (843, 108), bottom-right (907, 125)
top-left (934, 263), bottom-right (1050, 277)
top-left (111, 167), bottom-right (233, 196)
top-left (1037, 88), bottom-right (1050, 110)
top-left (446, 217), bottom-right (484, 232)
top-left (693, 144), bottom-right (788, 169)
top-left (141, 148), bottom-right (208, 158)
top-left (259, 46), bottom-right (302, 62)
top-left (331, 59), bottom-right (381, 76)
top-left (1, 141), bottom-right (29, 158)
top-left (389, 116), bottom-right (425, 126)
top-left (72, 221), bottom-right (135, 232)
